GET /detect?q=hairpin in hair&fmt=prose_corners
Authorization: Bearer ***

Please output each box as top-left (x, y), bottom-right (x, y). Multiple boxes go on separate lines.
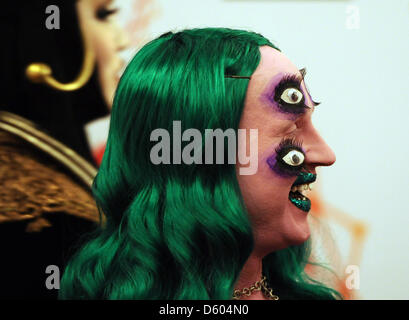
top-left (224, 75), bottom-right (251, 80)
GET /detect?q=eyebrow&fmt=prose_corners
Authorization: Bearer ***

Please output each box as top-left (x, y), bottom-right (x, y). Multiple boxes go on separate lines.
top-left (298, 67), bottom-right (320, 107)
top-left (299, 68), bottom-right (306, 79)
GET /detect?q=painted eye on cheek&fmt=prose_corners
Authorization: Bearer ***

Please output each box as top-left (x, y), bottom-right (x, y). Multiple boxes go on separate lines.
top-left (267, 138), bottom-right (306, 177)
top-left (281, 88), bottom-right (303, 104)
top-left (282, 150), bottom-right (305, 166)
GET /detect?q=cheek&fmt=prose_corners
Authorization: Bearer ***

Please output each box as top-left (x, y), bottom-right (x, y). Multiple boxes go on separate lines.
top-left (89, 23), bottom-right (121, 106)
top-left (236, 153), bottom-right (290, 223)
top-left (91, 23), bottom-right (118, 67)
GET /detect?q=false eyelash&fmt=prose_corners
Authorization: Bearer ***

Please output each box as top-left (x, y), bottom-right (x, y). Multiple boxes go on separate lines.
top-left (279, 73), bottom-right (303, 88)
top-left (276, 137), bottom-right (304, 153)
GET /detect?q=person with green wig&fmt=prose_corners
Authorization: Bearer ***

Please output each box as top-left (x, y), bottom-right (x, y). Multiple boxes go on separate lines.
top-left (60, 28), bottom-right (342, 300)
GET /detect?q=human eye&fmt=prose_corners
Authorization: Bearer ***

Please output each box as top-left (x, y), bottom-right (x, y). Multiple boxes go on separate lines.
top-left (272, 74), bottom-right (310, 115)
top-left (96, 6), bottom-right (119, 21)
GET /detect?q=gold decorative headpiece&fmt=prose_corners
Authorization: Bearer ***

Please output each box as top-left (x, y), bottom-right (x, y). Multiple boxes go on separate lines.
top-left (25, 23), bottom-right (95, 91)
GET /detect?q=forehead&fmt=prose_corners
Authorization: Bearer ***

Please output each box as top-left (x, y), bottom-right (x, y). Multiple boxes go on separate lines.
top-left (248, 46), bottom-right (314, 110)
top-left (253, 46), bottom-right (300, 78)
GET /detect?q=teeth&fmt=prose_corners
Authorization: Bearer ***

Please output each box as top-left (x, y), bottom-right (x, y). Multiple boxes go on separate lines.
top-left (297, 184), bottom-right (308, 193)
top-left (291, 183), bottom-right (314, 194)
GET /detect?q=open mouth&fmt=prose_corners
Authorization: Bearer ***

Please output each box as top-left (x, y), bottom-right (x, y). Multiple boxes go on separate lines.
top-left (288, 172), bottom-right (316, 213)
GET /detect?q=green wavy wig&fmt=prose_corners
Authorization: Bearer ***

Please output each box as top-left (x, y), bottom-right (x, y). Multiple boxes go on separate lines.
top-left (59, 28), bottom-right (342, 300)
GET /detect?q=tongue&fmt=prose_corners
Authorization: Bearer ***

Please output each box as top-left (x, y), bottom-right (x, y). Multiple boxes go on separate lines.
top-left (289, 191), bottom-right (306, 200)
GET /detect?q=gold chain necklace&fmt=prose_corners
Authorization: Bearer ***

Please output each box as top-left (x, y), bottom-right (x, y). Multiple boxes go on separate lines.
top-left (232, 276), bottom-right (279, 300)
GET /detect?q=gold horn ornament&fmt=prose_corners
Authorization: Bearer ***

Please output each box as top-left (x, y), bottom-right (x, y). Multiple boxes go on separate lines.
top-left (25, 24), bottom-right (95, 91)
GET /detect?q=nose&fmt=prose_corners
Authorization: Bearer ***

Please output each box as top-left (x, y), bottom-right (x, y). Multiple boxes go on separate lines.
top-left (303, 124), bottom-right (336, 169)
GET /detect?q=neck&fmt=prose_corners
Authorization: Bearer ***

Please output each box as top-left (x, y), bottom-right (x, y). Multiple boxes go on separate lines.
top-left (234, 252), bottom-right (267, 300)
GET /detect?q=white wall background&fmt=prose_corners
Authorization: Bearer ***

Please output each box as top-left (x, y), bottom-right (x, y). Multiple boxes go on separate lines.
top-left (117, 0), bottom-right (409, 300)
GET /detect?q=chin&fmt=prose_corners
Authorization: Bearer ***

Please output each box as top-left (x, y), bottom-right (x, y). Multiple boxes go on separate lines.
top-left (257, 221), bottom-right (311, 255)
top-left (287, 217), bottom-right (311, 246)
top-left (290, 228), bottom-right (311, 245)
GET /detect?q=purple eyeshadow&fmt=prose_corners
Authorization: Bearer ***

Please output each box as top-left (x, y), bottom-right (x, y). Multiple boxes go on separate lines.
top-left (260, 72), bottom-right (309, 120)
top-left (266, 153), bottom-right (298, 178)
